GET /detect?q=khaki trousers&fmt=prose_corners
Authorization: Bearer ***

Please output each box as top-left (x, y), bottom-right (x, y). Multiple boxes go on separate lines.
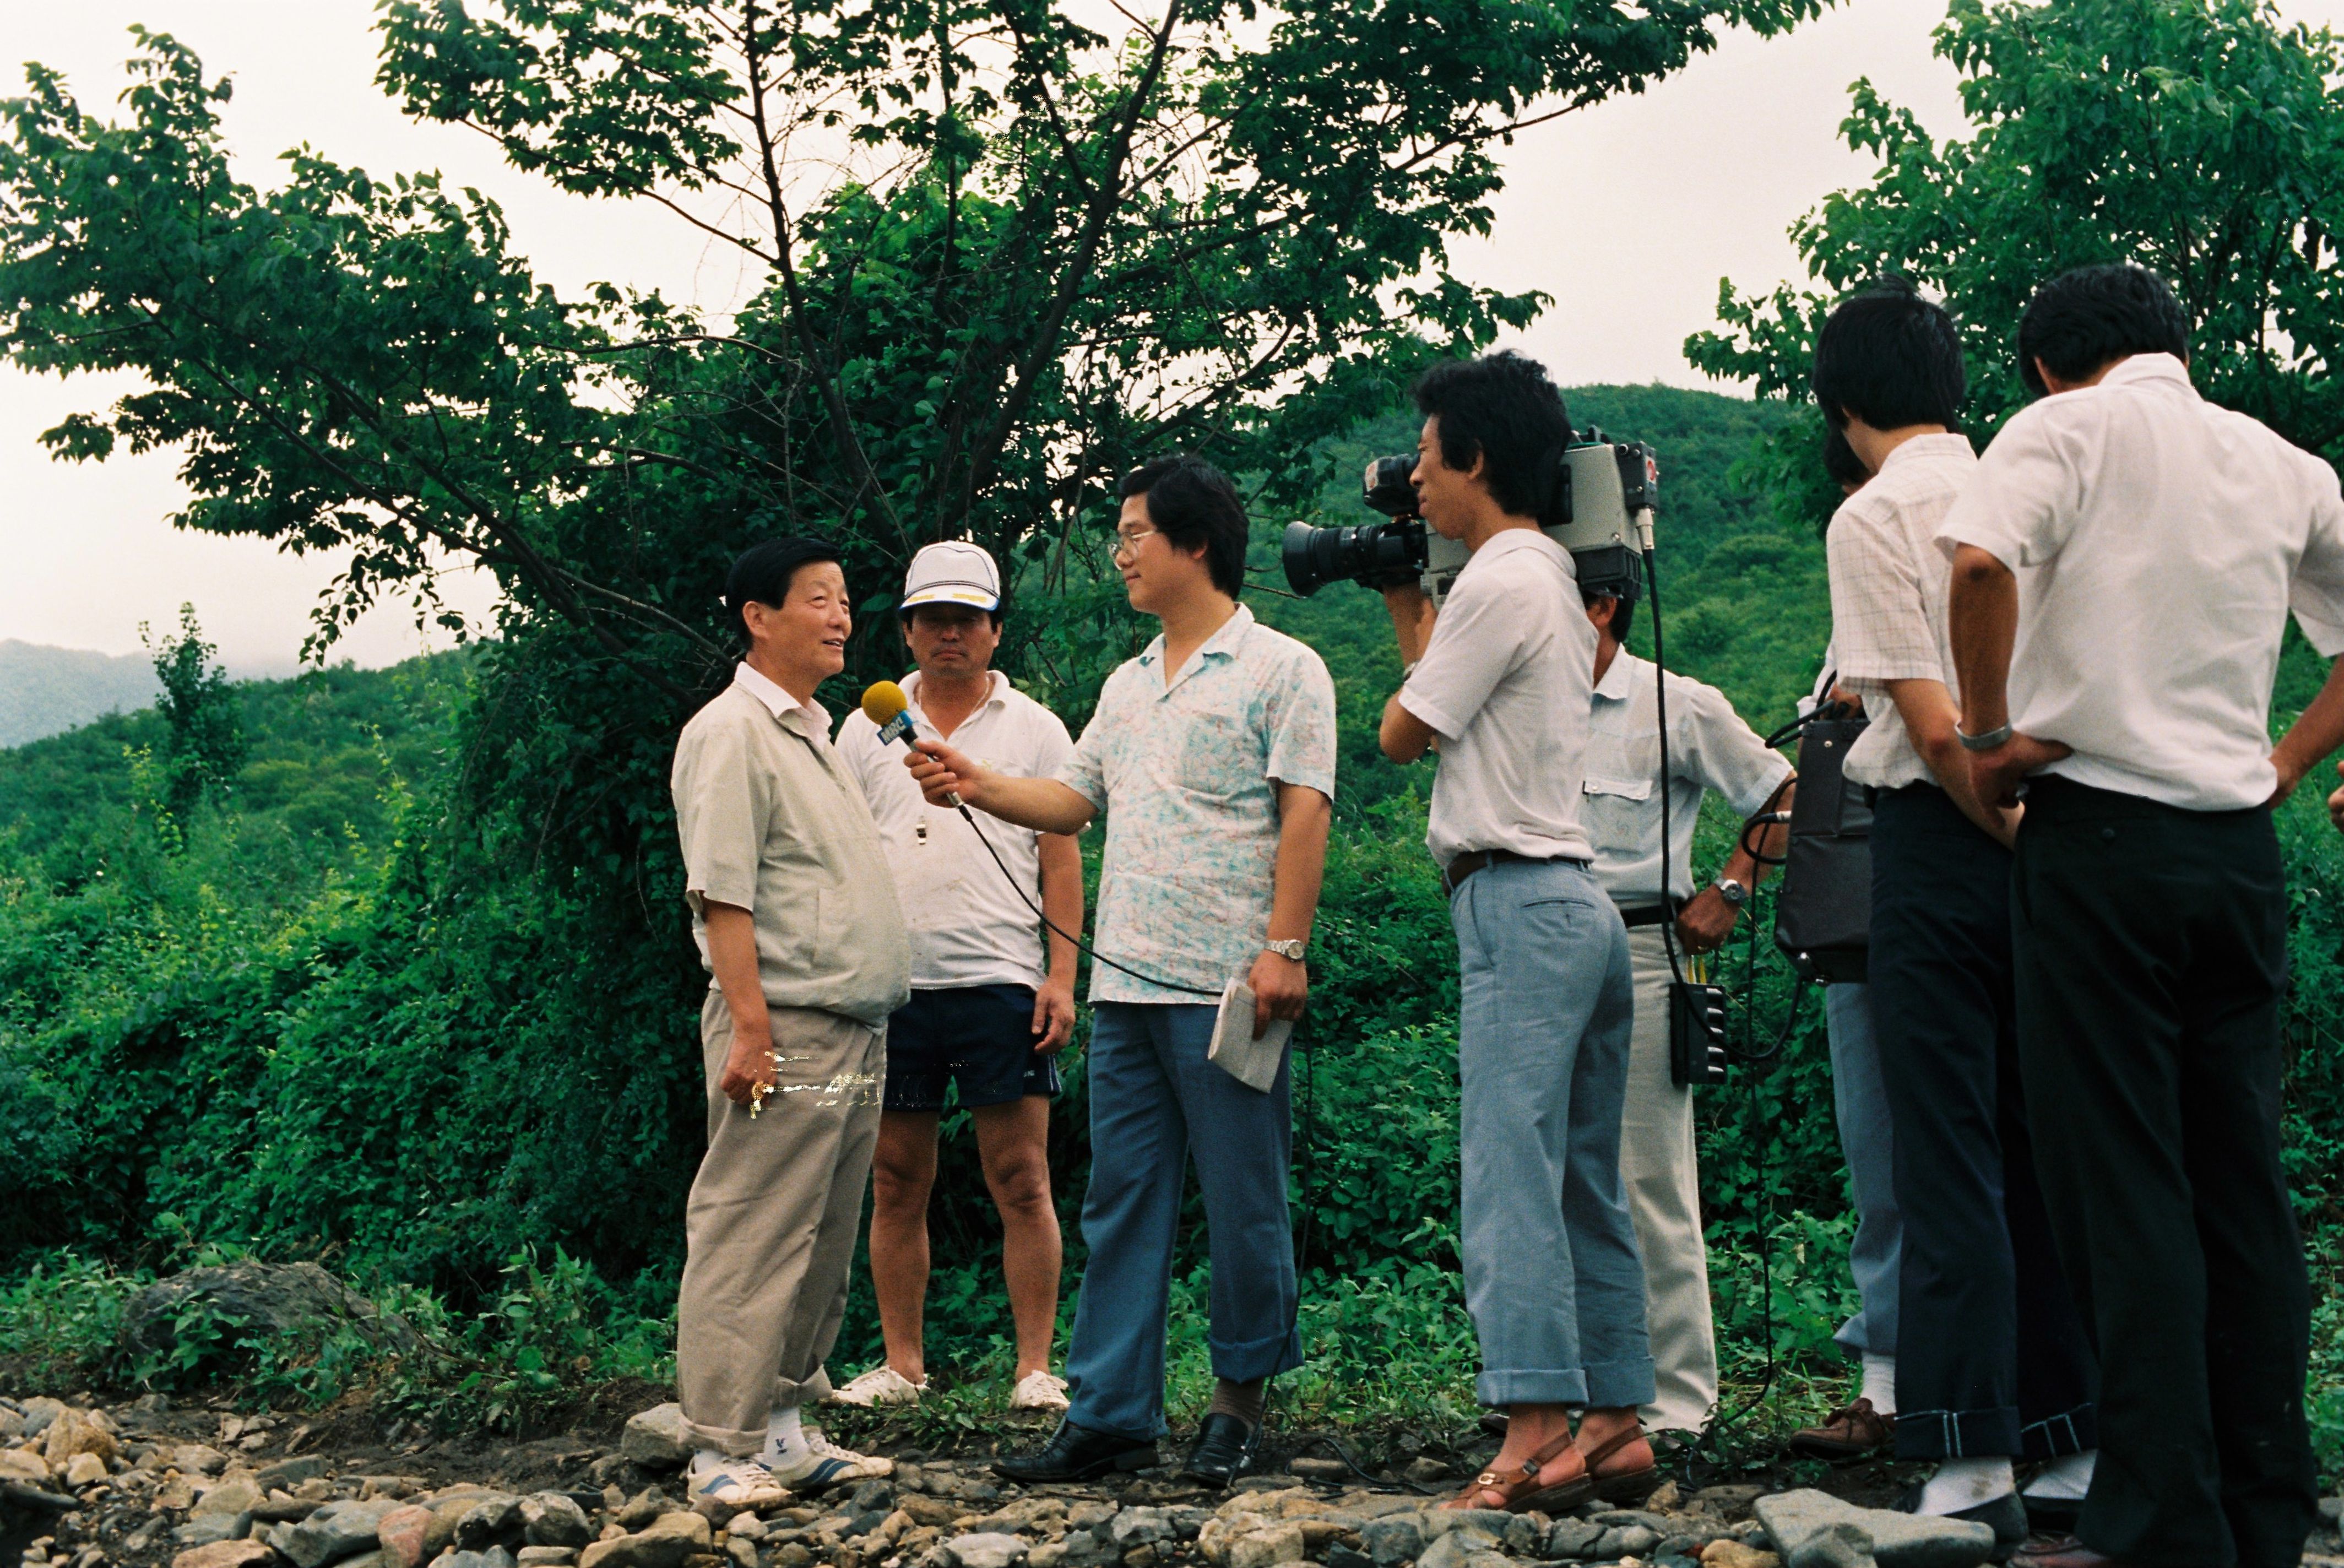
top-left (676, 994), bottom-right (886, 1455)
top-left (1619, 929), bottom-right (1718, 1433)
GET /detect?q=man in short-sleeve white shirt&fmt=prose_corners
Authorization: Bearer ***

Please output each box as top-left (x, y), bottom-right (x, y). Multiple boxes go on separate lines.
top-left (1576, 584), bottom-right (1793, 1437)
top-left (1816, 283), bottom-right (2096, 1539)
top-left (830, 542), bottom-right (1083, 1418)
top-left (1379, 351), bottom-right (1654, 1504)
top-left (1941, 264), bottom-right (2344, 1568)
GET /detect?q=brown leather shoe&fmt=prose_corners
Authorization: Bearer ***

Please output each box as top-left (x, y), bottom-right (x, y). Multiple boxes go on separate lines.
top-left (2012, 1535), bottom-right (2131, 1568)
top-left (1786, 1397), bottom-right (1894, 1459)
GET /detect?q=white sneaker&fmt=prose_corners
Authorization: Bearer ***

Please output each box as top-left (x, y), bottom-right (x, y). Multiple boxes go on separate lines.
top-left (822, 1365), bottom-right (926, 1408)
top-left (1008, 1370), bottom-right (1070, 1412)
top-left (768, 1425), bottom-right (892, 1489)
top-left (687, 1451), bottom-right (781, 1507)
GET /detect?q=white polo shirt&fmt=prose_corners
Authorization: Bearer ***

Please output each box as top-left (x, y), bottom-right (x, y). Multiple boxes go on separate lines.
top-left (1398, 527), bottom-right (1597, 865)
top-left (1583, 652), bottom-right (1793, 908)
top-left (835, 669), bottom-right (1076, 991)
top-left (1936, 353), bottom-right (2344, 811)
top-left (1825, 432), bottom-right (1980, 790)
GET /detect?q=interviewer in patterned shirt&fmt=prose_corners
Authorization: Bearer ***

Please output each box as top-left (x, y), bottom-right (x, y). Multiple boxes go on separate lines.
top-left (906, 455), bottom-right (1337, 1488)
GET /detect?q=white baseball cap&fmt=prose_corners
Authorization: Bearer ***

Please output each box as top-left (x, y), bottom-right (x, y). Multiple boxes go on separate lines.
top-left (900, 540), bottom-right (1002, 612)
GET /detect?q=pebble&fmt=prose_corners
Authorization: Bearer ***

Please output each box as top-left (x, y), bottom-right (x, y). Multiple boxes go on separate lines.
top-left (945, 1533), bottom-right (1031, 1568)
top-left (1753, 1493), bottom-right (1994, 1568)
top-left (618, 1408), bottom-right (693, 1471)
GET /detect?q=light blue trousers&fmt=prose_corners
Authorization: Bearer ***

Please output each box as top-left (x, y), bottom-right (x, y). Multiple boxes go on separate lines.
top-left (1063, 1002), bottom-right (1302, 1439)
top-left (1825, 981), bottom-right (1902, 1360)
top-left (1453, 858), bottom-right (1654, 1409)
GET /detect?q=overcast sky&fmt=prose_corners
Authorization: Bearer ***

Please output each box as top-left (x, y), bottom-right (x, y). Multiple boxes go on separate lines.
top-left (3, 0), bottom-right (2336, 671)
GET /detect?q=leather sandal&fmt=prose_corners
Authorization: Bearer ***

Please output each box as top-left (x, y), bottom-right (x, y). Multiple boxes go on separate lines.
top-left (1441, 1429), bottom-right (1593, 1514)
top-left (1579, 1421), bottom-right (1660, 1504)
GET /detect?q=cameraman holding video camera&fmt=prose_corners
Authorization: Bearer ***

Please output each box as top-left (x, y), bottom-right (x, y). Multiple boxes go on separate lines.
top-left (1379, 351), bottom-right (1656, 1510)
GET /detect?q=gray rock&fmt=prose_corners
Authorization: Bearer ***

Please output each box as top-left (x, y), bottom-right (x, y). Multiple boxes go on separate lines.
top-left (1360, 1516), bottom-right (1424, 1567)
top-left (522, 1496), bottom-right (592, 1551)
top-left (286, 1499), bottom-right (406, 1568)
top-left (1755, 1491), bottom-right (1994, 1568)
top-left (19, 1398), bottom-right (65, 1438)
top-left (1501, 1517), bottom-right (1543, 1555)
top-left (943, 1534), bottom-right (1029, 1568)
top-left (119, 1263), bottom-right (413, 1364)
top-left (175, 1515), bottom-right (254, 1549)
top-left (1423, 1511), bottom-right (1512, 1543)
top-left (1543, 1519), bottom-right (1606, 1561)
top-left (1418, 1528), bottom-right (1500, 1568)
top-left (618, 1409), bottom-right (692, 1471)
top-left (440, 1550), bottom-right (520, 1568)
top-left (1110, 1509), bottom-right (1198, 1548)
top-left (1593, 1526), bottom-right (1661, 1560)
top-left (517, 1551), bottom-right (576, 1567)
top-left (615, 1491), bottom-right (670, 1531)
top-left (0, 1409), bottom-right (23, 1441)
top-left (197, 1480), bottom-right (268, 1518)
top-left (851, 1481), bottom-right (896, 1515)
top-left (1056, 1533), bottom-right (1116, 1568)
top-left (1789, 1525), bottom-right (1878, 1568)
top-left (457, 1498), bottom-right (524, 1549)
top-left (1591, 1512), bottom-right (1673, 1535)
top-left (578, 1512), bottom-right (710, 1568)
top-left (258, 1457), bottom-right (330, 1492)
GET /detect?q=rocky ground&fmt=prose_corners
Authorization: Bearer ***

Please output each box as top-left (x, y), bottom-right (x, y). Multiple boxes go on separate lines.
top-left (3, 1390), bottom-right (2339, 1568)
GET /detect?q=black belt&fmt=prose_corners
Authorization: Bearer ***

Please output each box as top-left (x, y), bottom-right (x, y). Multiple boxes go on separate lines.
top-left (1618, 901), bottom-right (1683, 929)
top-left (1440, 848), bottom-right (1582, 898)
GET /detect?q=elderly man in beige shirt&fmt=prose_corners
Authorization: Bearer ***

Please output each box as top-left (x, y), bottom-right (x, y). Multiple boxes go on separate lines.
top-left (669, 535), bottom-right (911, 1504)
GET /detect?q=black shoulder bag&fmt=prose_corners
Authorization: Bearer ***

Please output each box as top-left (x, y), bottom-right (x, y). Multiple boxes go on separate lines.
top-left (1772, 695), bottom-right (1873, 985)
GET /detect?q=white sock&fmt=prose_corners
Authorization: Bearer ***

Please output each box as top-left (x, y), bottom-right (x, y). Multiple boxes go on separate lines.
top-left (1860, 1354), bottom-right (1897, 1416)
top-left (1916, 1456), bottom-right (2015, 1514)
top-left (763, 1405), bottom-right (808, 1466)
top-left (2023, 1449), bottom-right (2097, 1501)
top-left (690, 1446), bottom-right (751, 1475)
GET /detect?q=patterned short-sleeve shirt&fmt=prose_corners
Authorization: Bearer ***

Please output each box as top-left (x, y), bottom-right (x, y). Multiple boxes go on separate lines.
top-left (1056, 605), bottom-right (1338, 1005)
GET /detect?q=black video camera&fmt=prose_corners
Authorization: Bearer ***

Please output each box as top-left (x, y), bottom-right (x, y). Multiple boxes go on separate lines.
top-left (1280, 438), bottom-right (1656, 606)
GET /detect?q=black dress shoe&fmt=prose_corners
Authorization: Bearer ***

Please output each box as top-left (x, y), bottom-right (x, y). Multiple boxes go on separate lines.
top-left (1181, 1412), bottom-right (1261, 1488)
top-left (1896, 1485), bottom-right (2031, 1562)
top-left (995, 1419), bottom-right (1158, 1483)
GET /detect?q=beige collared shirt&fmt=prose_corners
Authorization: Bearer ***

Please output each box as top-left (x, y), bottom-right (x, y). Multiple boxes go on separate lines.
top-left (670, 663), bottom-right (911, 1027)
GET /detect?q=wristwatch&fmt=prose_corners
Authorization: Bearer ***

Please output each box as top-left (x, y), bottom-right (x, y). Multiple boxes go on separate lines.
top-left (1957, 722), bottom-right (2014, 752)
top-left (1263, 938), bottom-right (1307, 962)
top-left (1712, 877), bottom-right (1749, 909)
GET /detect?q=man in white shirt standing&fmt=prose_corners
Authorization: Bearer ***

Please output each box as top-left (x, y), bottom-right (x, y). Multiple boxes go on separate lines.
top-left (1379, 351), bottom-right (1656, 1511)
top-left (1817, 283), bottom-right (2096, 1549)
top-left (831, 542), bottom-right (1083, 1415)
top-left (1576, 578), bottom-right (1792, 1439)
top-left (1943, 263), bottom-right (2344, 1568)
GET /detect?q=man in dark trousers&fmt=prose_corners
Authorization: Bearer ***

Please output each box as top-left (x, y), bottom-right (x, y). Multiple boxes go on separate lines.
top-left (1817, 280), bottom-right (2097, 1550)
top-left (1944, 263), bottom-right (2344, 1568)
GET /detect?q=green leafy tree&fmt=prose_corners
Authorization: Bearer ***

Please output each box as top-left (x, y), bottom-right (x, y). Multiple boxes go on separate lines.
top-left (1686, 0), bottom-right (2344, 535)
top-left (141, 604), bottom-right (246, 825)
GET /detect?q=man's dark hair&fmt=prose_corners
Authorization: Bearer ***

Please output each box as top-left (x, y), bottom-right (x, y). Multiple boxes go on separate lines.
top-left (1811, 279), bottom-right (1965, 433)
top-left (1411, 350), bottom-right (1572, 519)
top-left (723, 536), bottom-right (843, 644)
top-left (1583, 586), bottom-right (1636, 643)
top-left (2017, 264), bottom-right (2190, 397)
top-left (1822, 425), bottom-right (1870, 490)
top-left (1118, 455), bottom-right (1248, 597)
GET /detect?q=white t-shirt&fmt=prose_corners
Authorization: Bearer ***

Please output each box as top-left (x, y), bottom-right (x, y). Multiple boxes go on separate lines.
top-left (1398, 528), bottom-right (1597, 865)
top-left (1583, 652), bottom-right (1793, 906)
top-left (835, 669), bottom-right (1076, 991)
top-left (1824, 432), bottom-right (1979, 790)
top-left (1936, 353), bottom-right (2344, 811)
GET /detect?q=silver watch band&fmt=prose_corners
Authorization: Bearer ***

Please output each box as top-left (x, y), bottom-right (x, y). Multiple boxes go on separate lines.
top-left (1263, 938), bottom-right (1307, 962)
top-left (1957, 722), bottom-right (2014, 752)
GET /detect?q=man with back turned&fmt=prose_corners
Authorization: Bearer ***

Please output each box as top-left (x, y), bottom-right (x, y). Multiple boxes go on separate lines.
top-left (1943, 263), bottom-right (2344, 1568)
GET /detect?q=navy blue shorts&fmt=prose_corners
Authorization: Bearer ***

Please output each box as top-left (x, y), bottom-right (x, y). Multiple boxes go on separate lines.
top-left (883, 983), bottom-right (1062, 1114)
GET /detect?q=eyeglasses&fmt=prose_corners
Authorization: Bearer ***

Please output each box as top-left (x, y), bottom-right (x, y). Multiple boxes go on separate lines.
top-left (1111, 527), bottom-right (1161, 558)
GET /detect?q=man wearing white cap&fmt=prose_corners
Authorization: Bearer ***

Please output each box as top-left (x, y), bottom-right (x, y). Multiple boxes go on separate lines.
top-left (832, 540), bottom-right (1083, 1413)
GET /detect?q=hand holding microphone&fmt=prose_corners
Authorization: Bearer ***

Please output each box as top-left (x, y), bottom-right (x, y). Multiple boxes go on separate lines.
top-left (862, 681), bottom-right (980, 809)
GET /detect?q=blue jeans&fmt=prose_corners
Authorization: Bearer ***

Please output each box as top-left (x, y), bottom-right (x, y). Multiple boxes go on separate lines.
top-left (1063, 1002), bottom-right (1302, 1439)
top-left (1825, 982), bottom-right (1901, 1359)
top-left (1452, 858), bottom-right (1653, 1409)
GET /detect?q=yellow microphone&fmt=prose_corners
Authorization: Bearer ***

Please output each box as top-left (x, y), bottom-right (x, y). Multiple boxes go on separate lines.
top-left (862, 681), bottom-right (960, 806)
